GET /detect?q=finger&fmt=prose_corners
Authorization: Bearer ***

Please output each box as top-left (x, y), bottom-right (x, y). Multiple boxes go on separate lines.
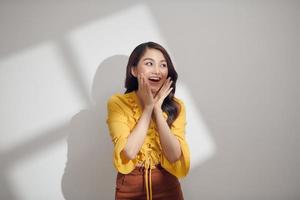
top-left (166, 78), bottom-right (172, 88)
top-left (139, 73), bottom-right (143, 89)
top-left (143, 74), bottom-right (151, 99)
top-left (142, 73), bottom-right (147, 92)
top-left (157, 77), bottom-right (169, 94)
top-left (163, 87), bottom-right (173, 98)
top-left (160, 80), bottom-right (173, 99)
top-left (143, 74), bottom-right (150, 93)
top-left (137, 73), bottom-right (142, 90)
top-left (146, 83), bottom-right (152, 97)
top-left (167, 80), bottom-right (173, 91)
top-left (164, 77), bottom-right (172, 89)
top-left (144, 79), bottom-right (153, 100)
top-left (140, 74), bottom-right (145, 92)
top-left (142, 74), bottom-right (147, 92)
top-left (161, 78), bottom-right (173, 94)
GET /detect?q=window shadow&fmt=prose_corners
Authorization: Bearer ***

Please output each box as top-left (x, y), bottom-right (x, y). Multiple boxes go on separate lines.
top-left (61, 55), bottom-right (128, 199)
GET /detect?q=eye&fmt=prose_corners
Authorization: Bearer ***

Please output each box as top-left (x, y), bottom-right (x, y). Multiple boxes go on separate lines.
top-left (160, 63), bottom-right (167, 68)
top-left (145, 62), bottom-right (153, 66)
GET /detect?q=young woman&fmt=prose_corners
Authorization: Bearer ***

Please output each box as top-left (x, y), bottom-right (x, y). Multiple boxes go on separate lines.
top-left (106, 42), bottom-right (190, 200)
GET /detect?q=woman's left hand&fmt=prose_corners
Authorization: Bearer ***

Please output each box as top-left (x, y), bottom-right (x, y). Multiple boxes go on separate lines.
top-left (153, 77), bottom-right (173, 111)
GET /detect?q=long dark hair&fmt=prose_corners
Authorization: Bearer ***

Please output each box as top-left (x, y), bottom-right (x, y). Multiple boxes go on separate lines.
top-left (125, 41), bottom-right (180, 127)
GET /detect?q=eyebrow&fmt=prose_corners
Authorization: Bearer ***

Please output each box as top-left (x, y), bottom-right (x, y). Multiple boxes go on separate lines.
top-left (142, 58), bottom-right (167, 62)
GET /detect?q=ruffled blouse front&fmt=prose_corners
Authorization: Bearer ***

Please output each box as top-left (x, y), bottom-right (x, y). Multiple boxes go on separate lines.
top-left (106, 90), bottom-right (190, 178)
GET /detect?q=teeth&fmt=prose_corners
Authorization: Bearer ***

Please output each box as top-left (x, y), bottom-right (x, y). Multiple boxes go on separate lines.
top-left (149, 77), bottom-right (160, 80)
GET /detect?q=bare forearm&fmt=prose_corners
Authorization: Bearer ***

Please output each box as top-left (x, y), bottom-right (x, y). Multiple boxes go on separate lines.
top-left (154, 107), bottom-right (181, 163)
top-left (123, 106), bottom-right (153, 160)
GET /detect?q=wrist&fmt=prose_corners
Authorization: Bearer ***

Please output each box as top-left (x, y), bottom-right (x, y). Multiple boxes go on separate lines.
top-left (143, 104), bottom-right (154, 112)
top-left (153, 105), bottom-right (162, 114)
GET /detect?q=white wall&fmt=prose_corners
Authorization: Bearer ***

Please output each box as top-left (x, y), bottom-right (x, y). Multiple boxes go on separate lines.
top-left (0, 1), bottom-right (299, 200)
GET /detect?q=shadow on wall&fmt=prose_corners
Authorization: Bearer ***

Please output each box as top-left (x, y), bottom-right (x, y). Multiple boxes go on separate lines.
top-left (0, 173), bottom-right (16, 200)
top-left (61, 55), bottom-right (128, 199)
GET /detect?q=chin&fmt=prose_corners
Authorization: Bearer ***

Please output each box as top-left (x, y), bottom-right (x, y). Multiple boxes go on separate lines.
top-left (151, 88), bottom-right (159, 95)
top-left (151, 89), bottom-right (157, 94)
top-left (153, 84), bottom-right (163, 91)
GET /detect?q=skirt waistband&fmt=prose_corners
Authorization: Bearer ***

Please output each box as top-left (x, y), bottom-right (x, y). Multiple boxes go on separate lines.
top-left (126, 164), bottom-right (165, 175)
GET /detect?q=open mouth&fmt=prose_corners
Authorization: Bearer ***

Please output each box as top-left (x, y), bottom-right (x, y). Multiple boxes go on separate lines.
top-left (148, 76), bottom-right (161, 84)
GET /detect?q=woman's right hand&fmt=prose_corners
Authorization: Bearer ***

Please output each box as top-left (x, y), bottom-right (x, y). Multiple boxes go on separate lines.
top-left (136, 73), bottom-right (154, 110)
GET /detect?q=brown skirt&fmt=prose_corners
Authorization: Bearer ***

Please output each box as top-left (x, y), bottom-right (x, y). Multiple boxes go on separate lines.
top-left (115, 165), bottom-right (184, 200)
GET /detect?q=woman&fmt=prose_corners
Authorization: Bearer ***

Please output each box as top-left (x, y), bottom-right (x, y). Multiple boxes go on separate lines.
top-left (106, 41), bottom-right (190, 200)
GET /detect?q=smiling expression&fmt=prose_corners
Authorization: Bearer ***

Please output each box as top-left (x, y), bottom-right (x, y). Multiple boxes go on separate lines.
top-left (131, 48), bottom-right (169, 95)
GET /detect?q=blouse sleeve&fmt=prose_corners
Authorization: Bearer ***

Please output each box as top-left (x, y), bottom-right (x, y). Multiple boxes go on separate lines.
top-left (106, 95), bottom-right (136, 174)
top-left (161, 98), bottom-right (190, 178)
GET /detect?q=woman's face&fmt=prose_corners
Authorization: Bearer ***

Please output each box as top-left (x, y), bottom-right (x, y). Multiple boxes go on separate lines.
top-left (131, 48), bottom-right (169, 95)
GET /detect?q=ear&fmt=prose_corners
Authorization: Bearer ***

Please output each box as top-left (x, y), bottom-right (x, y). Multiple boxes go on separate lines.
top-left (131, 67), bottom-right (137, 78)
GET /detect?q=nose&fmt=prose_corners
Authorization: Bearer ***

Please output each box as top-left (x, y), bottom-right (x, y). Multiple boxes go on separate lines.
top-left (153, 64), bottom-right (160, 74)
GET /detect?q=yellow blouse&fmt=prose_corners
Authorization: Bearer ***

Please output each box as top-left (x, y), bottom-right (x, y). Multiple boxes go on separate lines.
top-left (106, 90), bottom-right (190, 178)
top-left (106, 90), bottom-right (190, 199)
